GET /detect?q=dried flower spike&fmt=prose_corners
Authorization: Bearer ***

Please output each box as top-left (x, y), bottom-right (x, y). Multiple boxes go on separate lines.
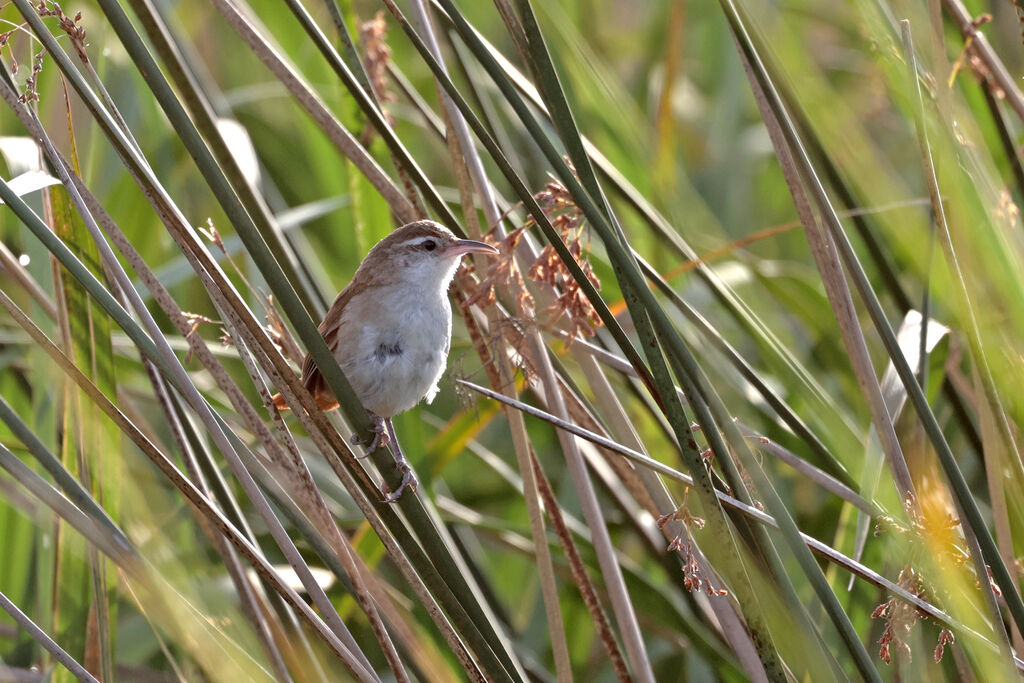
top-left (524, 174), bottom-right (602, 342)
top-left (462, 226), bottom-right (535, 319)
top-left (359, 11), bottom-right (396, 132)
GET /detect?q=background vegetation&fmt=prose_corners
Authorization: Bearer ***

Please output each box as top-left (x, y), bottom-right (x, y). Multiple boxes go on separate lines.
top-left (0, 0), bottom-right (1022, 680)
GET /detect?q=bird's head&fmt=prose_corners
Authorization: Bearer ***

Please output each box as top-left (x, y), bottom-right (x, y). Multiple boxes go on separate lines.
top-left (360, 220), bottom-right (499, 291)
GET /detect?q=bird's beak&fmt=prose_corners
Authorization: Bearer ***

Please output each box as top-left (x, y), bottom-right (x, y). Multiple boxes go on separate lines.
top-left (445, 239), bottom-right (500, 257)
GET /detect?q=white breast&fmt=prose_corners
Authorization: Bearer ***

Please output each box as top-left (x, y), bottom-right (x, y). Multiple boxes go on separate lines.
top-left (334, 281), bottom-right (452, 417)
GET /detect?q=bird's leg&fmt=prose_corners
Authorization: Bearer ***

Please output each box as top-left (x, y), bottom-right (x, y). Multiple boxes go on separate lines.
top-left (350, 413), bottom-right (389, 458)
top-left (383, 417), bottom-right (417, 503)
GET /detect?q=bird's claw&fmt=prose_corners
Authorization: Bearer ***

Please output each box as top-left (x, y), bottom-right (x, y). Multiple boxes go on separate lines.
top-left (384, 464), bottom-right (418, 503)
top-left (350, 416), bottom-right (389, 458)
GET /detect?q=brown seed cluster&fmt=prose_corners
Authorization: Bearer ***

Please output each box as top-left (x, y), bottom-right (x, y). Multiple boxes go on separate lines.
top-left (199, 219), bottom-right (303, 363)
top-left (666, 538), bottom-right (727, 597)
top-left (463, 226), bottom-right (535, 319)
top-left (657, 490), bottom-right (705, 532)
top-left (20, 49), bottom-right (46, 104)
top-left (182, 312), bottom-right (217, 363)
top-left (35, 1), bottom-right (85, 46)
top-left (262, 295), bottom-right (304, 365)
top-left (872, 565), bottom-right (936, 665)
top-left (0, 31), bottom-right (16, 79)
top-left (5, 3), bottom-right (88, 102)
top-left (359, 11), bottom-right (396, 130)
top-left (461, 173), bottom-right (602, 348)
top-left (459, 227), bottom-right (537, 384)
top-left (870, 496), bottom-right (973, 665)
top-left (659, 492), bottom-right (728, 597)
top-left (525, 178), bottom-right (602, 342)
top-left (933, 628), bottom-right (955, 664)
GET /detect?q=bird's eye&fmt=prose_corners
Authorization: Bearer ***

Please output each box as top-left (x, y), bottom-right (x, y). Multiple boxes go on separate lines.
top-left (422, 240), bottom-right (437, 252)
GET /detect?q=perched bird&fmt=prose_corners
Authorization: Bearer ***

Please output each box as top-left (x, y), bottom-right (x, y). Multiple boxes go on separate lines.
top-left (274, 220), bottom-right (498, 501)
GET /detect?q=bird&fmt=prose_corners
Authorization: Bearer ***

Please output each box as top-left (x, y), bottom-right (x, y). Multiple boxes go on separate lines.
top-left (273, 220), bottom-right (499, 501)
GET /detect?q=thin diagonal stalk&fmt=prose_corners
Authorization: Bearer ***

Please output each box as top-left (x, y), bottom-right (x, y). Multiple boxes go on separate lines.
top-left (0, 442), bottom-right (131, 566)
top-left (793, 110), bottom-right (985, 455)
top-left (560, 333), bottom-right (878, 513)
top-left (3, 73), bottom-right (394, 677)
top-left (458, 298), bottom-right (581, 683)
top-left (730, 13), bottom-right (915, 503)
top-left (552, 342), bottom-right (804, 676)
top-left (0, 239), bottom-right (55, 319)
top-left (315, 0), bottom-right (377, 99)
top-left (530, 455), bottom-right (633, 683)
top-left (169, 392), bottom-right (331, 683)
top-left (432, 6), bottom-right (651, 679)
top-left (1, 422), bottom-right (281, 681)
top-left (106, 7), bottom-right (523, 670)
top-left (0, 168), bottom-right (375, 680)
top-left (381, 16), bottom-right (852, 502)
top-left (408, 0), bottom-right (500, 228)
top-left (634, 253), bottom-right (852, 485)
top-left (437, 408), bottom-right (744, 677)
top-left (901, 18), bottom-right (1015, 656)
top-left (388, 62), bottom-right (446, 136)
top-left (0, 591), bottom-right (99, 683)
top-left (446, 39), bottom-right (531, 176)
top-left (293, 0), bottom-right (427, 216)
top-left (277, 0), bottom-right (460, 223)
top-left (194, 0), bottom-right (417, 224)
top-left (408, 2), bottom-right (571, 678)
top-left (0, 394), bottom-right (127, 548)
top-left (942, 0), bottom-right (1024, 123)
top-left (229, 332), bottom-right (410, 683)
top-left (386, 7), bottom-right (851, 495)
top-left (92, 186), bottom-right (401, 677)
top-left (724, 0), bottom-right (1024, 641)
top-left (572, 353), bottom-right (767, 681)
top-left (978, 82), bottom-right (1024, 205)
top-left (449, 202), bottom-right (571, 683)
top-left (147, 368), bottom-right (294, 683)
top-left (436, 4), bottom-right (849, 443)
top-left (131, 0), bottom-right (323, 316)
top-left (456, 378), bottom-right (1019, 662)
top-left (0, 276), bottom-right (372, 674)
top-left (380, 3), bottom-right (787, 676)
top-left (230, 431), bottom-right (481, 683)
top-left (12, 8), bottom-right (520, 677)
top-left (217, 0), bottom-right (419, 224)
top-left (35, 111), bottom-right (377, 681)
top-left (422, 1), bottom-right (844, 673)
top-left (380, 0), bottom-right (658, 407)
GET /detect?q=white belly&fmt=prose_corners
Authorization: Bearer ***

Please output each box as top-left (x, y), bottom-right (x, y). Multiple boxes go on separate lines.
top-left (335, 284), bottom-right (451, 417)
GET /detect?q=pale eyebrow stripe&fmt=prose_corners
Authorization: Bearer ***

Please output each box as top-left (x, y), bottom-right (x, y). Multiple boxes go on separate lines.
top-left (397, 236), bottom-right (436, 248)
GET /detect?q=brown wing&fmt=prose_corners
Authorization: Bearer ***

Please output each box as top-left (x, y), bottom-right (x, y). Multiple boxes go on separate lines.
top-left (300, 284), bottom-right (357, 406)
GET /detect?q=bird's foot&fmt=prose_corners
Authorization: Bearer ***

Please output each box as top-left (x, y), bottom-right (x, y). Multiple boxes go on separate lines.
top-left (350, 414), bottom-right (389, 458)
top-left (384, 463), bottom-right (418, 503)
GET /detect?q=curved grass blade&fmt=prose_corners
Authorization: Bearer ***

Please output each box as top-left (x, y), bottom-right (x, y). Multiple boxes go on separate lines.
top-left (435, 5), bottom-right (856, 451)
top-left (380, 2), bottom-right (797, 676)
top-left (414, 2), bottom-right (882, 675)
top-left (456, 378), bottom-right (1021, 662)
top-left (9, 6), bottom-right (522, 678)
top-left (130, 0), bottom-right (325, 317)
top-left (43, 98), bottom-right (120, 679)
top-left (723, 0), bottom-right (1024, 648)
top-left (0, 590), bottom-right (99, 683)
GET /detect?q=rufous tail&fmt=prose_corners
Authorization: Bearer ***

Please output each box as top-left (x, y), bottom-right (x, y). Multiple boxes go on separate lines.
top-left (270, 392), bottom-right (340, 412)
